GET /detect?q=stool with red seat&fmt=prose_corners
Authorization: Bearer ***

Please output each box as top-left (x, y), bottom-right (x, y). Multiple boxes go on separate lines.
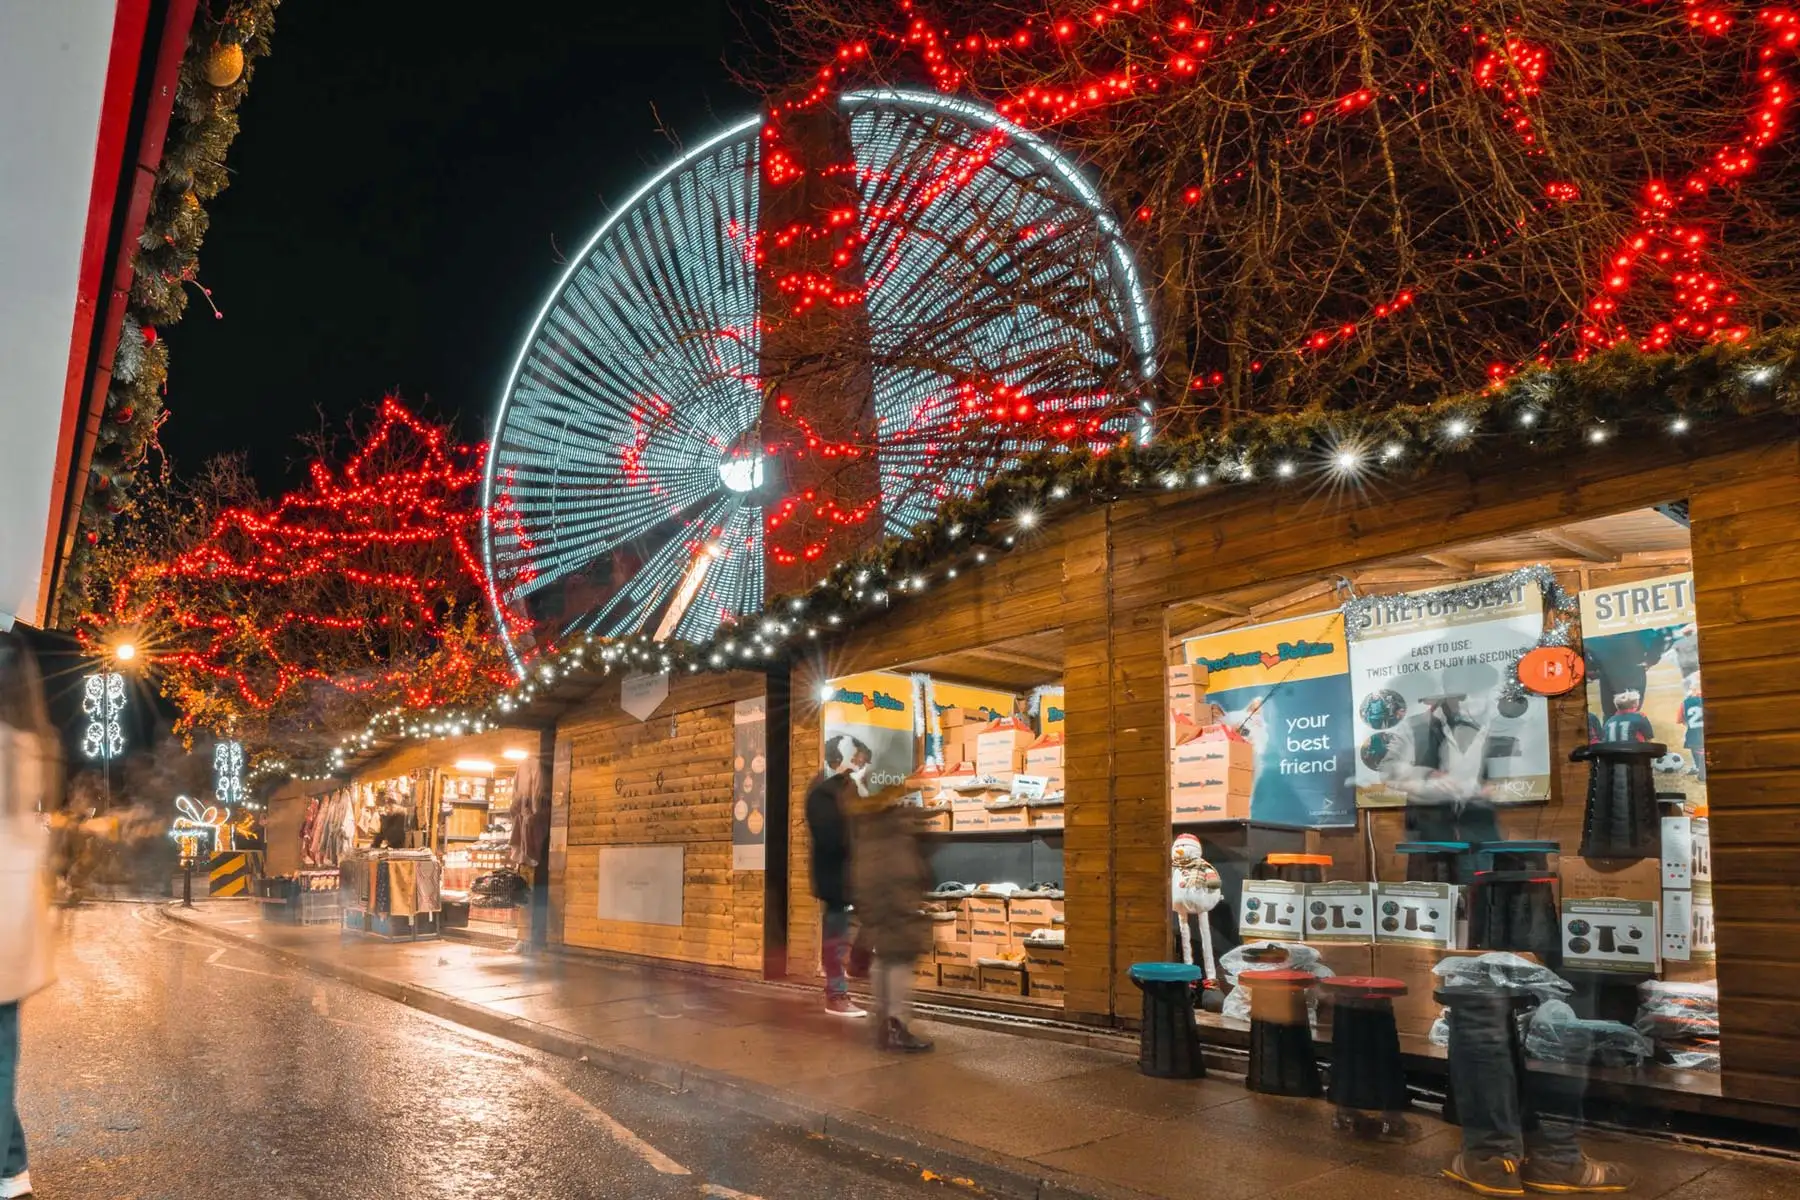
top-left (1321, 976), bottom-right (1412, 1135)
top-left (1239, 968), bottom-right (1322, 1097)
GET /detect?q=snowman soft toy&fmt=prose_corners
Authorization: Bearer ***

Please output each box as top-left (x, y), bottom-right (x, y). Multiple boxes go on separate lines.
top-left (1171, 833), bottom-right (1224, 985)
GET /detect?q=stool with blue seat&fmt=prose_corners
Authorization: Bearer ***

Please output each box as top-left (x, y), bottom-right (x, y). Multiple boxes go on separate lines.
top-left (1128, 963), bottom-right (1206, 1078)
top-left (1240, 968), bottom-right (1323, 1097)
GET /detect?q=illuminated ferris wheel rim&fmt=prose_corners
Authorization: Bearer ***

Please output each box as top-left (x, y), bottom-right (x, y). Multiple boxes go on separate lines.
top-left (481, 87), bottom-right (1158, 676)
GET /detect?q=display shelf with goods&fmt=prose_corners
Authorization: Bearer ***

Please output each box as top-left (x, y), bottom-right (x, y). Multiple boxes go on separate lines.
top-left (1162, 506), bottom-right (1722, 1094)
top-left (816, 631), bottom-right (1069, 1011)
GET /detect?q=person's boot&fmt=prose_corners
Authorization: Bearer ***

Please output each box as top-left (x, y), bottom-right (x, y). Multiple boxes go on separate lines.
top-left (1443, 1154), bottom-right (1525, 1197)
top-left (1522, 1155), bottom-right (1634, 1193)
top-left (885, 1018), bottom-right (933, 1052)
top-left (0, 1169), bottom-right (33, 1199)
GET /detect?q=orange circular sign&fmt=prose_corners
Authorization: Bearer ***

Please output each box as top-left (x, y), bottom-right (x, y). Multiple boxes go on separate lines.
top-left (1518, 646), bottom-right (1585, 695)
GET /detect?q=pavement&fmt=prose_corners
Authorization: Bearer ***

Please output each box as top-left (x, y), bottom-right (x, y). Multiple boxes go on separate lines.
top-left (45, 899), bottom-right (1800, 1200)
top-left (16, 903), bottom-right (963, 1200)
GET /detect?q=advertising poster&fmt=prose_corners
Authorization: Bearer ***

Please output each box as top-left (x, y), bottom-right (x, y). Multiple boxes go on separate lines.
top-left (1349, 577), bottom-right (1552, 808)
top-left (931, 680), bottom-right (1016, 727)
top-left (1035, 686), bottom-right (1066, 738)
top-left (1580, 572), bottom-right (1706, 807)
top-left (731, 696), bottom-right (767, 871)
top-left (821, 670), bottom-right (915, 792)
top-left (1182, 612), bottom-right (1357, 828)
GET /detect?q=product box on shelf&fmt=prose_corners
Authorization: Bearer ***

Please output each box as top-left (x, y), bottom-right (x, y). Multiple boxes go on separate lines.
top-left (1239, 879), bottom-right (1306, 941)
top-left (938, 963), bottom-right (978, 990)
top-left (979, 962), bottom-right (1027, 996)
top-left (912, 959), bottom-right (941, 988)
top-left (969, 918), bottom-right (1015, 953)
top-left (1561, 898), bottom-right (1659, 974)
top-left (976, 720), bottom-right (1035, 778)
top-left (1373, 882), bottom-right (1463, 949)
top-left (966, 896), bottom-right (1008, 920)
top-left (1023, 734), bottom-right (1064, 774)
top-left (1008, 897), bottom-right (1062, 925)
top-left (986, 807), bottom-right (1031, 831)
top-left (920, 809), bottom-right (953, 834)
top-left (951, 805), bottom-right (991, 832)
top-left (1561, 856), bottom-right (1661, 903)
top-left (936, 941), bottom-right (975, 967)
top-left (939, 706), bottom-right (966, 731)
top-left (1662, 816), bottom-right (1702, 889)
top-left (931, 917), bottom-right (962, 944)
top-left (1303, 882), bottom-right (1376, 943)
top-left (1168, 663), bottom-right (1209, 725)
top-left (1691, 881), bottom-right (1716, 961)
top-left (1662, 888), bottom-right (1693, 962)
top-left (1170, 732), bottom-right (1254, 821)
top-left (1024, 944), bottom-right (1067, 970)
top-left (1030, 805), bottom-right (1066, 829)
top-left (1027, 965), bottom-right (1067, 1000)
top-left (1303, 941), bottom-right (1374, 980)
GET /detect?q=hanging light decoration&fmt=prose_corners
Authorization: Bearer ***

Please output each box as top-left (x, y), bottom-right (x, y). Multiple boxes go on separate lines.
top-left (81, 671), bottom-right (126, 762)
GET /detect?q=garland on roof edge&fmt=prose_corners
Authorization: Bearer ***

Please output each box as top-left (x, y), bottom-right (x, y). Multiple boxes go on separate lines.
top-left (60, 1), bottom-right (281, 619)
top-left (312, 331), bottom-right (1800, 775)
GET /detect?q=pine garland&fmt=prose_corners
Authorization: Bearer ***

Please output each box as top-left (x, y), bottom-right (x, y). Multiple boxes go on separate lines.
top-left (322, 330), bottom-right (1800, 772)
top-left (62, 1), bottom-right (281, 616)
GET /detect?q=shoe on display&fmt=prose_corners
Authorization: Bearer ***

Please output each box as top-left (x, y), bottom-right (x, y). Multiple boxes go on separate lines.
top-left (825, 995), bottom-right (868, 1017)
top-left (1522, 1156), bottom-right (1634, 1194)
top-left (0, 1171), bottom-right (31, 1200)
top-left (883, 1019), bottom-right (934, 1053)
top-left (1444, 1154), bottom-right (1526, 1197)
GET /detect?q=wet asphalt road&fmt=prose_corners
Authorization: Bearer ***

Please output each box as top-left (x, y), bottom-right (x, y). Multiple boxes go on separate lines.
top-left (15, 904), bottom-right (953, 1200)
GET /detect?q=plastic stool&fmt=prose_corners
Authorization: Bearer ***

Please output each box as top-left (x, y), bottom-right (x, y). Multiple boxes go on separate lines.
top-left (1397, 841), bottom-right (1472, 884)
top-left (1253, 853), bottom-right (1334, 884)
top-left (1321, 977), bottom-right (1410, 1115)
top-left (1472, 840), bottom-right (1560, 874)
top-left (1128, 963), bottom-right (1206, 1079)
top-left (1468, 869), bottom-right (1561, 965)
top-left (1433, 984), bottom-right (1539, 1128)
top-left (1572, 742), bottom-right (1664, 858)
top-left (1240, 968), bottom-right (1322, 1097)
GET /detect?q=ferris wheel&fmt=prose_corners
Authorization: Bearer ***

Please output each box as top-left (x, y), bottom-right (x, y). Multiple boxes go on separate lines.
top-left (482, 89), bottom-right (1154, 672)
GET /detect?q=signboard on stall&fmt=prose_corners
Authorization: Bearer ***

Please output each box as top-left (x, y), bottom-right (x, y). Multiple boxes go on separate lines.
top-left (731, 696), bottom-right (767, 871)
top-left (596, 845), bottom-right (684, 926)
top-left (1579, 571), bottom-right (1705, 808)
top-left (621, 671), bottom-right (670, 721)
top-left (1347, 577), bottom-right (1552, 808)
top-left (1183, 611), bottom-right (1357, 828)
top-left (821, 671), bottom-right (915, 792)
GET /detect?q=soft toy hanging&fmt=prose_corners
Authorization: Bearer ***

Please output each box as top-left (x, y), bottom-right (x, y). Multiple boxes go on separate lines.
top-left (1171, 833), bottom-right (1224, 985)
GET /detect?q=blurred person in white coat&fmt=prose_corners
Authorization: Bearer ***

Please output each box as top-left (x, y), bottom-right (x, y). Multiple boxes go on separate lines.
top-left (0, 633), bottom-right (61, 1200)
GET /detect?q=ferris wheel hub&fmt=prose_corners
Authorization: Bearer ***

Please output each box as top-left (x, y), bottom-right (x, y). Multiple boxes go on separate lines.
top-left (718, 452), bottom-right (766, 495)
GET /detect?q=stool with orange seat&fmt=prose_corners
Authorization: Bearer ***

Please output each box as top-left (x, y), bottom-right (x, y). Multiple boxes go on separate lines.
top-left (1238, 968), bottom-right (1322, 1097)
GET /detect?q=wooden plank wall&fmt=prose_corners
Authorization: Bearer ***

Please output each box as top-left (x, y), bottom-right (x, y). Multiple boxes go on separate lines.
top-left (1688, 441), bottom-right (1800, 1107)
top-left (780, 422), bottom-right (1799, 1088)
top-left (557, 671), bottom-right (767, 974)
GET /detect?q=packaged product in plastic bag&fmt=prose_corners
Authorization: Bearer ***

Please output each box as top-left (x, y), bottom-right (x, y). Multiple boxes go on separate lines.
top-left (1635, 980), bottom-right (1719, 1042)
top-left (1524, 999), bottom-right (1655, 1067)
top-left (1432, 951), bottom-right (1573, 1003)
top-left (1218, 941), bottom-right (1334, 1023)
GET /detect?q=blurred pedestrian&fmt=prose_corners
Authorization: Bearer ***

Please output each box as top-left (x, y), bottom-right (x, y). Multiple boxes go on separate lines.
top-left (0, 633), bottom-right (63, 1200)
top-left (805, 764), bottom-right (863, 1017)
top-left (850, 788), bottom-right (933, 1053)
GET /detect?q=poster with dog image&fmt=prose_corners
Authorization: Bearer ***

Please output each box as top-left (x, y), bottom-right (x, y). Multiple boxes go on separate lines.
top-left (820, 671), bottom-right (915, 794)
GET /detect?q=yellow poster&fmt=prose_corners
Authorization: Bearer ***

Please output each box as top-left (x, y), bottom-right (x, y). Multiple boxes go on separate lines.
top-left (821, 671), bottom-right (915, 790)
top-left (1036, 686), bottom-right (1065, 737)
top-left (931, 679), bottom-right (1016, 728)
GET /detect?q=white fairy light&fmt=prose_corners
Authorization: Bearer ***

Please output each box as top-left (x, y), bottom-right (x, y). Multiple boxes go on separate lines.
top-left (1670, 416), bottom-right (1690, 434)
top-left (1518, 410), bottom-right (1538, 427)
top-left (1017, 508), bottom-right (1038, 529)
top-left (1587, 426), bottom-right (1608, 444)
top-left (1276, 461), bottom-right (1296, 478)
top-left (1382, 442), bottom-right (1404, 461)
top-left (1443, 418), bottom-right (1471, 439)
top-left (1331, 448), bottom-right (1363, 474)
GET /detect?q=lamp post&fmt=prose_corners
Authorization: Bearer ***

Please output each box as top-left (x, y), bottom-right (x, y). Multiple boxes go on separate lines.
top-left (82, 640), bottom-right (139, 809)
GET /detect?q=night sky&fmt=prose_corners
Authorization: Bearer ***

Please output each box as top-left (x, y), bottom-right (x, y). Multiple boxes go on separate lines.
top-left (162, 0), bottom-right (770, 490)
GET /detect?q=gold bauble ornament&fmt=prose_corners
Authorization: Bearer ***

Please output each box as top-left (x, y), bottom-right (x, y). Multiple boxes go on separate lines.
top-left (204, 42), bottom-right (244, 88)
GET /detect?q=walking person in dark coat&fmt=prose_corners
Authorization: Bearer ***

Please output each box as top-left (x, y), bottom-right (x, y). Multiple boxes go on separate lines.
top-left (806, 737), bottom-right (869, 1017)
top-left (851, 788), bottom-right (934, 1052)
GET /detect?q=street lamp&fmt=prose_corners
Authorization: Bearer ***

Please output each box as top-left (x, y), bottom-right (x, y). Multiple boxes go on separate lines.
top-left (113, 641), bottom-right (138, 663)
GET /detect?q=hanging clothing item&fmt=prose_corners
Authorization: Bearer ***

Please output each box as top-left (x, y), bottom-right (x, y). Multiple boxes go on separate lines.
top-left (509, 756), bottom-right (546, 868)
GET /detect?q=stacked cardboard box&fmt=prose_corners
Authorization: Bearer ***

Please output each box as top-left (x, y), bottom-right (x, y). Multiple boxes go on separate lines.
top-left (1021, 733), bottom-right (1066, 795)
top-left (1559, 855), bottom-right (1661, 977)
top-left (1025, 943), bottom-right (1067, 1001)
top-left (1170, 729), bottom-right (1254, 822)
top-left (975, 718), bottom-right (1036, 782)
